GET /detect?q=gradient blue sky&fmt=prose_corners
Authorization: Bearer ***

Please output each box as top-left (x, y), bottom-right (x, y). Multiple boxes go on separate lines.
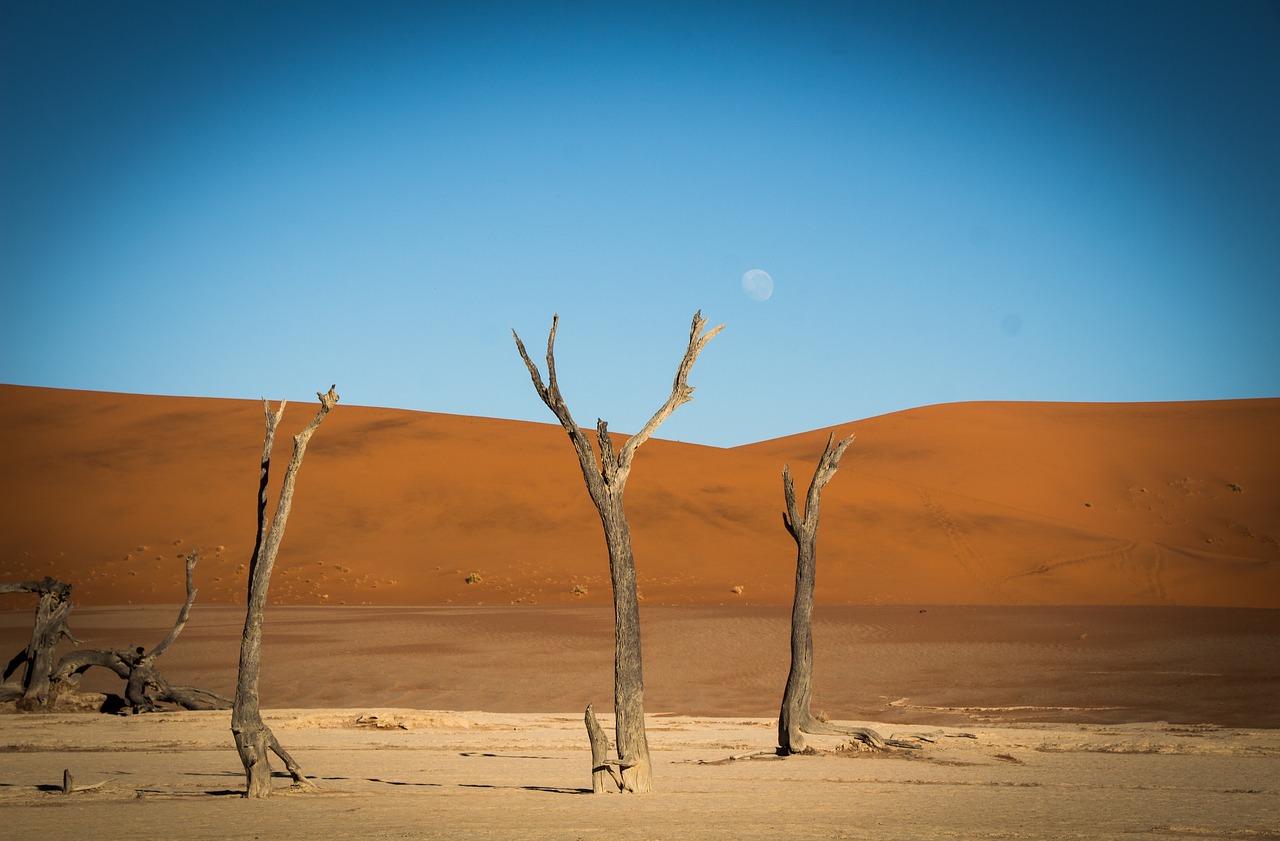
top-left (3, 1), bottom-right (1278, 446)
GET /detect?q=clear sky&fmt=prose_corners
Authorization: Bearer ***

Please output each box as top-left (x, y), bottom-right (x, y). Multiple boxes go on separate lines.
top-left (3, 1), bottom-right (1278, 447)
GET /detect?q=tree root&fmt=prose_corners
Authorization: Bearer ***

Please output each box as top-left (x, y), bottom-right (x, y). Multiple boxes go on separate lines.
top-left (799, 717), bottom-right (889, 749)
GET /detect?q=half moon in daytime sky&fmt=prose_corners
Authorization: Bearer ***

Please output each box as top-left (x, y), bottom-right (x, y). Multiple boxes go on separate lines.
top-left (741, 269), bottom-right (774, 301)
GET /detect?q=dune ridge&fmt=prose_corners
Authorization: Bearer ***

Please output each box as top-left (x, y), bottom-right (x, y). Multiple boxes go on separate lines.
top-left (2, 385), bottom-right (1276, 608)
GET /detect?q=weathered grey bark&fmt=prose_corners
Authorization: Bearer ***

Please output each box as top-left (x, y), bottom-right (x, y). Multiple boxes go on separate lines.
top-left (0, 578), bottom-right (76, 710)
top-left (515, 313), bottom-right (722, 793)
top-left (122, 552), bottom-right (227, 712)
top-left (778, 432), bottom-right (887, 754)
top-left (42, 554), bottom-right (231, 712)
top-left (232, 386), bottom-right (337, 798)
top-left (584, 703), bottom-right (624, 793)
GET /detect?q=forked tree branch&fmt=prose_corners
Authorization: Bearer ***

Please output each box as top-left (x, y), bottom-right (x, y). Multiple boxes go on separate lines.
top-left (616, 311), bottom-right (724, 476)
top-left (249, 402), bottom-right (285, 591)
top-left (513, 311), bottom-right (723, 498)
top-left (256, 386), bottom-right (338, 577)
top-left (513, 319), bottom-right (606, 497)
top-left (782, 432), bottom-right (854, 541)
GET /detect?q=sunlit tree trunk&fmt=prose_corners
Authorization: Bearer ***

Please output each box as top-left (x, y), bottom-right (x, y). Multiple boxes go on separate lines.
top-left (515, 312), bottom-right (722, 793)
top-left (778, 432), bottom-right (886, 754)
top-left (231, 386), bottom-right (337, 798)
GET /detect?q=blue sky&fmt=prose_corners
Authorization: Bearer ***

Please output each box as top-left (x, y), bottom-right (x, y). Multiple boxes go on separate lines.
top-left (3, 1), bottom-right (1277, 447)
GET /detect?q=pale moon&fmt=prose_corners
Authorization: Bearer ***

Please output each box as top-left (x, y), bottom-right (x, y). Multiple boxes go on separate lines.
top-left (741, 269), bottom-right (774, 301)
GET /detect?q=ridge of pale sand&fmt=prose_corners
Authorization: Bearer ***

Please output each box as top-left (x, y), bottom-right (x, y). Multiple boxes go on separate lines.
top-left (1, 385), bottom-right (1277, 608)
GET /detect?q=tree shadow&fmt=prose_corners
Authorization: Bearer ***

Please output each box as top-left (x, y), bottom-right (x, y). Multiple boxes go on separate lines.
top-left (459, 751), bottom-right (557, 760)
top-left (181, 769), bottom-right (444, 789)
top-left (459, 783), bottom-right (592, 795)
top-left (316, 775), bottom-right (442, 788)
top-left (134, 787), bottom-right (244, 797)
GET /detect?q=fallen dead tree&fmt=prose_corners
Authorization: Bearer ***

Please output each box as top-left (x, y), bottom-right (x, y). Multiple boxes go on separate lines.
top-left (2, 557), bottom-right (228, 713)
top-left (47, 553), bottom-right (230, 712)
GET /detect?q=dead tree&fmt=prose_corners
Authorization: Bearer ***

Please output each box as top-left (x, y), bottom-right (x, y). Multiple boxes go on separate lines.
top-left (0, 577), bottom-right (76, 710)
top-left (121, 552), bottom-right (224, 711)
top-left (778, 432), bottom-right (887, 754)
top-left (232, 386), bottom-right (337, 798)
top-left (515, 312), bottom-right (723, 793)
top-left (46, 553), bottom-right (231, 712)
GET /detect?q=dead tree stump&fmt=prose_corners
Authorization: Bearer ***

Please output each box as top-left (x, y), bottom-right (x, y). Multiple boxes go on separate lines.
top-left (1, 578), bottom-right (76, 710)
top-left (585, 704), bottom-right (624, 793)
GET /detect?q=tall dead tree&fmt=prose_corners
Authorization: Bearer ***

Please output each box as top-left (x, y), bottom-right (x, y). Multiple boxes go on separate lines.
top-left (514, 312), bottom-right (723, 793)
top-left (232, 386), bottom-right (337, 798)
top-left (0, 577), bottom-right (76, 710)
top-left (778, 432), bottom-right (887, 754)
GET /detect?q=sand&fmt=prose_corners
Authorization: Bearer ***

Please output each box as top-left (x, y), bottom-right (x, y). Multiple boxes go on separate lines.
top-left (3, 708), bottom-right (1278, 840)
top-left (3, 604), bottom-right (1279, 839)
top-left (5, 604), bottom-right (1277, 728)
top-left (2, 386), bottom-right (1277, 609)
top-left (2, 387), bottom-right (1278, 837)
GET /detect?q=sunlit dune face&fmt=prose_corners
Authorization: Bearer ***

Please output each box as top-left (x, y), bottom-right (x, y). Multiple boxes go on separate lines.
top-left (0, 386), bottom-right (1276, 609)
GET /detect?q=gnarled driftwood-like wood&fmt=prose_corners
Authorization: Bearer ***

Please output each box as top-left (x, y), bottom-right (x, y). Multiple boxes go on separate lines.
top-left (41, 554), bottom-right (230, 712)
top-left (0, 577), bottom-right (76, 710)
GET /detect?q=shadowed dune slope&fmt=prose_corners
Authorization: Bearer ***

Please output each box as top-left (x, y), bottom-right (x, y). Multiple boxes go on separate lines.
top-left (1, 385), bottom-right (1276, 607)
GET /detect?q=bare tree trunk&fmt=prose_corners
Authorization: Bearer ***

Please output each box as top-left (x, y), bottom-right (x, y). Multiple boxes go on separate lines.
top-left (778, 432), bottom-right (886, 754)
top-left (0, 578), bottom-right (76, 710)
top-left (515, 313), bottom-right (722, 793)
top-left (232, 386), bottom-right (336, 798)
top-left (601, 510), bottom-right (652, 793)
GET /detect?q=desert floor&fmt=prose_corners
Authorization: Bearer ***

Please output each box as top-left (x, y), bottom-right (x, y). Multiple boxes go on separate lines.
top-left (2, 604), bottom-right (1278, 839)
top-left (2, 708), bottom-right (1278, 840)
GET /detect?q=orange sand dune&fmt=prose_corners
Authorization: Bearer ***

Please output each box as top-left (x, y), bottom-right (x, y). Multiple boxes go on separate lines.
top-left (1, 386), bottom-right (1276, 607)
